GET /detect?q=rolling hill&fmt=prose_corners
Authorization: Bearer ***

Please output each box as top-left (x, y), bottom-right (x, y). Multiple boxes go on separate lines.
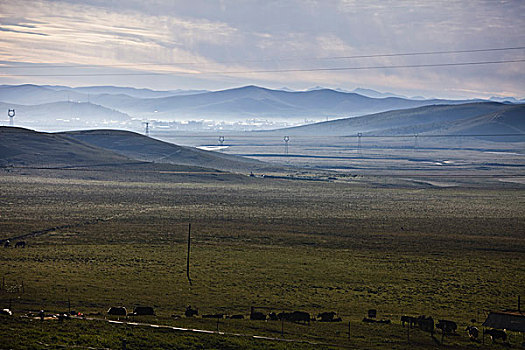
top-left (0, 127), bottom-right (132, 167)
top-left (60, 129), bottom-right (284, 173)
top-left (0, 127), bottom-right (283, 174)
top-left (269, 102), bottom-right (524, 137)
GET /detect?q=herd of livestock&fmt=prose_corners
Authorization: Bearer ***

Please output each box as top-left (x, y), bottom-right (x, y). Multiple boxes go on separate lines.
top-left (3, 239), bottom-right (26, 248)
top-left (0, 304), bottom-right (514, 345)
top-left (105, 305), bottom-right (512, 344)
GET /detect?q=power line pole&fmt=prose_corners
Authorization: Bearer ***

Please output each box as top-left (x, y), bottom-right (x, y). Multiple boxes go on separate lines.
top-left (8, 109), bottom-right (15, 126)
top-left (186, 223), bottom-right (192, 286)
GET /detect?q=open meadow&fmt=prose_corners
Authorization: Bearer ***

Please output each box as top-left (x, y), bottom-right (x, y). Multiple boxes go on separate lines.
top-left (1, 167), bottom-right (524, 349)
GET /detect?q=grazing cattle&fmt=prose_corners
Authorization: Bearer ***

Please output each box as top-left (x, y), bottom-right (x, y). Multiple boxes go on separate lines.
top-left (466, 326), bottom-right (479, 340)
top-left (436, 319), bottom-right (457, 334)
top-left (250, 311), bottom-right (266, 320)
top-left (317, 311), bottom-right (342, 322)
top-left (268, 312), bottom-right (278, 321)
top-left (401, 315), bottom-right (418, 328)
top-left (289, 311), bottom-right (310, 325)
top-left (278, 312), bottom-right (292, 321)
top-left (185, 305), bottom-right (198, 317)
top-left (3, 240), bottom-right (10, 248)
top-left (318, 312), bottom-right (337, 322)
top-left (278, 311), bottom-right (311, 324)
top-left (418, 316), bottom-right (435, 334)
top-left (485, 329), bottom-right (507, 343)
top-left (250, 307), bottom-right (266, 321)
top-left (15, 241), bottom-right (26, 248)
top-left (107, 306), bottom-right (127, 316)
top-left (133, 306), bottom-right (155, 316)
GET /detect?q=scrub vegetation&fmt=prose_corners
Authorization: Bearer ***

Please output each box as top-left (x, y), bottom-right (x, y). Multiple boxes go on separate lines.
top-left (1, 169), bottom-right (524, 349)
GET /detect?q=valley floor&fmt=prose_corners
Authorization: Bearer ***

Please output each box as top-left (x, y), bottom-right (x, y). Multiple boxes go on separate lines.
top-left (0, 169), bottom-right (524, 349)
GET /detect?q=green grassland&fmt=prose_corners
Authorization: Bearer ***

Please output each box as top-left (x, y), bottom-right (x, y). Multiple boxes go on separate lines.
top-left (1, 169), bottom-right (524, 349)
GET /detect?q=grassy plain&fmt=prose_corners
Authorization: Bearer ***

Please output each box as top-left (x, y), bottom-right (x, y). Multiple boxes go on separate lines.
top-left (0, 168), bottom-right (524, 349)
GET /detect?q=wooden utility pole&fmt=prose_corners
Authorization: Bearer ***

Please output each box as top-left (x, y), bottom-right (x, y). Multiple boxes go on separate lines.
top-left (187, 223), bottom-right (192, 286)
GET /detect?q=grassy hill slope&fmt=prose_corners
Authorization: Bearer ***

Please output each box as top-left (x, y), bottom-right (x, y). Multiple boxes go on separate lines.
top-left (61, 129), bottom-right (284, 174)
top-left (271, 102), bottom-right (518, 136)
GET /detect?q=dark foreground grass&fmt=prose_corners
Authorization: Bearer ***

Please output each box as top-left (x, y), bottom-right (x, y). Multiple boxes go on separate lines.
top-left (0, 172), bottom-right (524, 349)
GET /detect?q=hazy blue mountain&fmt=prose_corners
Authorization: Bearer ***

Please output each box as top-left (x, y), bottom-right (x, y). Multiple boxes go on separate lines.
top-left (0, 84), bottom-right (86, 105)
top-left (93, 85), bottom-right (481, 120)
top-left (489, 96), bottom-right (524, 104)
top-left (269, 102), bottom-right (521, 137)
top-left (352, 87), bottom-right (408, 99)
top-left (0, 101), bottom-right (131, 127)
top-left (0, 84), bottom-right (208, 106)
top-left (277, 87), bottom-right (295, 92)
top-left (1, 84), bottom-right (516, 126)
top-left (44, 85), bottom-right (208, 98)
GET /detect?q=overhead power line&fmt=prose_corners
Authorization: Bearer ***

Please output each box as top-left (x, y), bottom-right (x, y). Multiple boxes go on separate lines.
top-left (1, 59), bottom-right (524, 77)
top-left (0, 46), bottom-right (524, 69)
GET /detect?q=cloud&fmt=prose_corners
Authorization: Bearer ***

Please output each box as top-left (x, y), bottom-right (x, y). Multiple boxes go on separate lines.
top-left (0, 26), bottom-right (48, 36)
top-left (0, 0), bottom-right (523, 98)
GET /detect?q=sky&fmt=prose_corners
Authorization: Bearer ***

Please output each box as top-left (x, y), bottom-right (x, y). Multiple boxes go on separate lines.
top-left (0, 0), bottom-right (524, 99)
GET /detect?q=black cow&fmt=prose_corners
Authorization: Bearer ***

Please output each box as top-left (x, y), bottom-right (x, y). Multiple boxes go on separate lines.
top-left (250, 307), bottom-right (266, 320)
top-left (3, 240), bottom-right (10, 248)
top-left (436, 319), bottom-right (457, 334)
top-left (318, 311), bottom-right (337, 322)
top-left (280, 311), bottom-right (310, 325)
top-left (318, 311), bottom-right (342, 322)
top-left (485, 329), bottom-right (507, 343)
top-left (418, 316), bottom-right (434, 334)
top-left (268, 312), bottom-right (279, 321)
top-left (133, 306), bottom-right (155, 316)
top-left (401, 315), bottom-right (418, 328)
top-left (185, 305), bottom-right (198, 317)
top-left (107, 306), bottom-right (127, 316)
top-left (250, 311), bottom-right (266, 320)
top-left (15, 241), bottom-right (26, 248)
top-left (278, 312), bottom-right (291, 321)
top-left (466, 326), bottom-right (479, 340)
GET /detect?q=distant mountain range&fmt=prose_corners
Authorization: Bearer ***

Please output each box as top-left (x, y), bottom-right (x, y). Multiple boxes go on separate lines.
top-left (271, 102), bottom-right (525, 139)
top-left (0, 84), bottom-right (522, 129)
top-left (0, 100), bottom-right (130, 127)
top-left (88, 85), bottom-right (485, 120)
